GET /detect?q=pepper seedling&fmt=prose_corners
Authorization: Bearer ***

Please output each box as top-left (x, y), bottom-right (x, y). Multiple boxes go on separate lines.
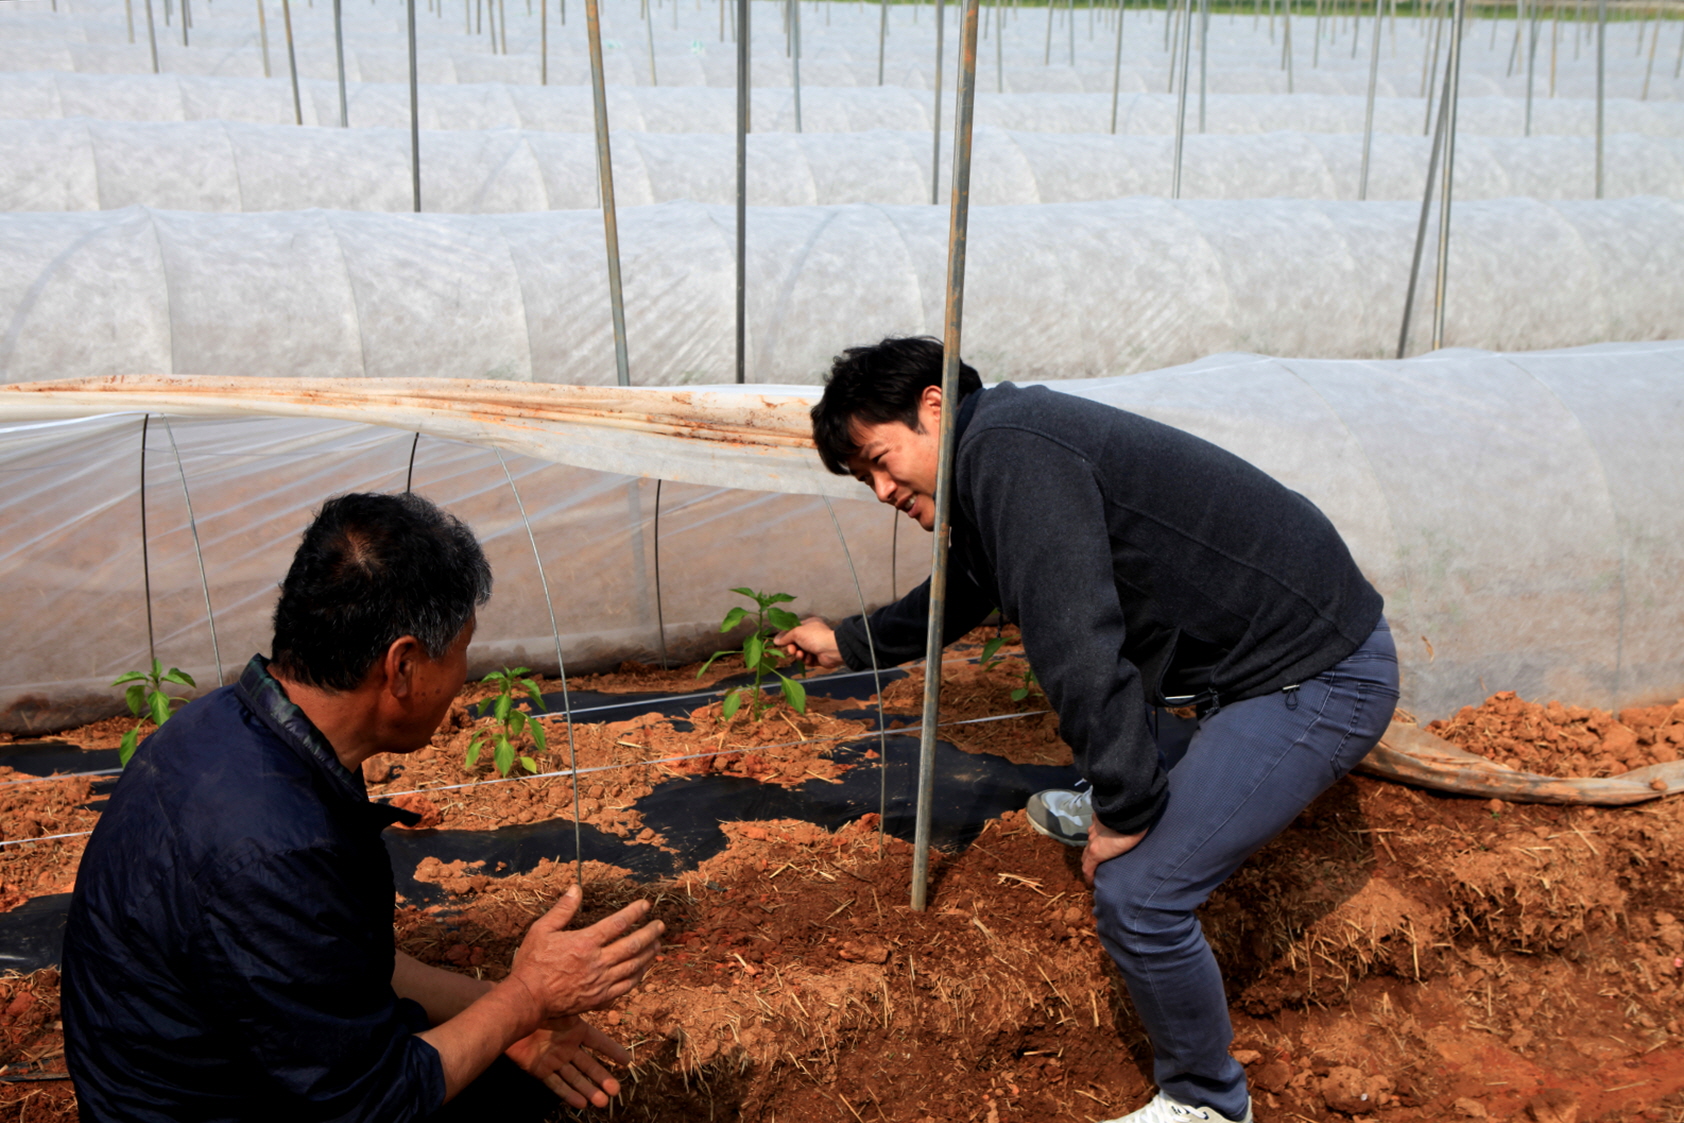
top-left (466, 667), bottom-right (548, 778)
top-left (697, 588), bottom-right (808, 722)
top-left (978, 632), bottom-right (1040, 703)
top-left (112, 659), bottom-right (197, 766)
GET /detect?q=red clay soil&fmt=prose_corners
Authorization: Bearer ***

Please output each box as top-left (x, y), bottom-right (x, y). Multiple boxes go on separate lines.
top-left (9, 651), bottom-right (1684, 1119)
top-left (1429, 692), bottom-right (1684, 779)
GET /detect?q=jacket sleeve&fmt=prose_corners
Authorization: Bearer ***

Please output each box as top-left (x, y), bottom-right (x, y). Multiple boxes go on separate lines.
top-left (192, 842), bottom-right (447, 1123)
top-left (833, 554), bottom-right (995, 673)
top-left (961, 428), bottom-right (1167, 833)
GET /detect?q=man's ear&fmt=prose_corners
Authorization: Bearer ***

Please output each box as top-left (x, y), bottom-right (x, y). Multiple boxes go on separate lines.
top-left (383, 636), bottom-right (425, 699)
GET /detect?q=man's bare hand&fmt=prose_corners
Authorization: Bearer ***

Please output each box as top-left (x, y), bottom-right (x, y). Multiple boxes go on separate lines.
top-left (1082, 819), bottom-right (1149, 885)
top-left (507, 886), bottom-right (663, 1022)
top-left (774, 617), bottom-right (844, 671)
top-left (506, 1015), bottom-right (629, 1110)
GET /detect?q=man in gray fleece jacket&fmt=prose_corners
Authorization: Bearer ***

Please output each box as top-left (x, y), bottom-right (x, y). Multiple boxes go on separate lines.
top-left (776, 337), bottom-right (1399, 1123)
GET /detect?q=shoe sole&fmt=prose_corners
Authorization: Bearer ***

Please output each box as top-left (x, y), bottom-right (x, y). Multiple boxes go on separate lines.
top-left (1026, 812), bottom-right (1087, 848)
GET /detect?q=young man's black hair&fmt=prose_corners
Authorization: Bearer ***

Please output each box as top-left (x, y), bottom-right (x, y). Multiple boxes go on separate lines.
top-left (270, 491), bottom-right (492, 692)
top-left (810, 336), bottom-right (982, 475)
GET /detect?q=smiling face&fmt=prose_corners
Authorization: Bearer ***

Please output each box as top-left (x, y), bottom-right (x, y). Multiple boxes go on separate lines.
top-left (845, 385), bottom-right (944, 531)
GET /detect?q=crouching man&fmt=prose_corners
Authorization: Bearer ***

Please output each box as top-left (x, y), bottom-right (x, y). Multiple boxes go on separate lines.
top-left (63, 492), bottom-right (663, 1122)
top-left (776, 339), bottom-right (1398, 1123)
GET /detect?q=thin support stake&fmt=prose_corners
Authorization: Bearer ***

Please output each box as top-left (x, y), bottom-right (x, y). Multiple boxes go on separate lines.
top-left (878, 0), bottom-right (888, 84)
top-left (1170, 0), bottom-right (1193, 196)
top-left (1109, 0), bottom-right (1125, 131)
top-left (334, 0), bottom-right (350, 126)
top-left (145, 0), bottom-right (160, 72)
top-left (542, 0), bottom-right (548, 83)
top-left (160, 417), bottom-right (224, 688)
top-left (652, 480), bottom-right (670, 670)
top-left (1397, 52), bottom-right (1453, 357)
top-left (792, 0), bottom-right (803, 130)
top-left (911, 0), bottom-right (980, 914)
top-left (283, 0), bottom-right (303, 124)
top-left (822, 497), bottom-right (890, 853)
top-left (405, 432), bottom-right (422, 492)
top-left (139, 417), bottom-right (157, 668)
top-left (1358, 0), bottom-right (1381, 197)
top-left (1429, 0), bottom-right (1465, 352)
top-left (127, 0), bottom-right (136, 43)
top-left (586, 0), bottom-right (632, 385)
top-left (1197, 0), bottom-right (1208, 132)
top-left (932, 0), bottom-right (945, 205)
top-left (1595, 0), bottom-right (1604, 195)
top-left (647, 0), bottom-right (660, 83)
top-left (257, 0), bottom-right (271, 77)
top-left (409, 0), bottom-right (421, 209)
top-left (496, 451), bottom-right (584, 889)
top-left (735, 0), bottom-right (750, 382)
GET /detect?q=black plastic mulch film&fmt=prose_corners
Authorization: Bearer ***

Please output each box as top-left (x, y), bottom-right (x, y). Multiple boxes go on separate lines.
top-left (0, 665), bottom-right (1077, 974)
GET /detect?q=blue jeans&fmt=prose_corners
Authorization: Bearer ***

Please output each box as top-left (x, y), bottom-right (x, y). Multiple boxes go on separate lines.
top-left (1090, 619), bottom-right (1399, 1118)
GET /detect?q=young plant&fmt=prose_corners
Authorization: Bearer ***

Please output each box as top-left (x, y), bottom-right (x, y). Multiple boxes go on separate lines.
top-left (697, 588), bottom-right (808, 722)
top-left (978, 633), bottom-right (1041, 703)
top-left (112, 659), bottom-right (197, 767)
top-left (465, 667), bottom-right (549, 778)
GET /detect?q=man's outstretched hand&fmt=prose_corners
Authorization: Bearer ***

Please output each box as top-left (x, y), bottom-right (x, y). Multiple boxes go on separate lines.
top-left (506, 1015), bottom-right (630, 1110)
top-left (774, 616), bottom-right (844, 671)
top-left (1082, 819), bottom-right (1149, 885)
top-left (507, 886), bottom-right (664, 1023)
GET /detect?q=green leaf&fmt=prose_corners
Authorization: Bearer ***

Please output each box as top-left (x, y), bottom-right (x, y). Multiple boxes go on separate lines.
top-left (765, 593), bottom-right (796, 605)
top-left (163, 668), bottom-right (196, 688)
top-left (777, 674), bottom-right (808, 714)
top-left (149, 690), bottom-right (172, 727)
top-left (1011, 686), bottom-right (1029, 702)
top-left (494, 737), bottom-right (515, 777)
top-left (125, 683), bottom-right (147, 717)
top-left (475, 697), bottom-right (494, 717)
top-left (465, 735), bottom-right (483, 768)
top-left (520, 756), bottom-right (538, 774)
top-left (530, 721), bottom-right (548, 756)
top-left (730, 587), bottom-right (757, 599)
top-left (494, 694), bottom-right (511, 724)
top-left (112, 671), bottom-right (146, 687)
top-left (481, 670), bottom-right (503, 683)
top-left (696, 649), bottom-right (732, 677)
top-left (119, 728), bottom-right (138, 767)
top-left (508, 667), bottom-right (531, 678)
top-left (744, 633), bottom-right (764, 670)
top-left (766, 607), bottom-right (801, 632)
top-left (524, 684), bottom-right (546, 712)
top-left (979, 637), bottom-right (1007, 666)
top-left (509, 709), bottom-right (526, 736)
top-left (719, 606), bottom-right (748, 633)
top-left (722, 690), bottom-right (743, 720)
top-left (150, 656), bottom-right (164, 680)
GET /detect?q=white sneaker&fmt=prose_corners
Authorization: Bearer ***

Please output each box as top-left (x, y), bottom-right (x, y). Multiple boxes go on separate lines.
top-left (1102, 1090), bottom-right (1253, 1123)
top-left (1025, 786), bottom-right (1092, 847)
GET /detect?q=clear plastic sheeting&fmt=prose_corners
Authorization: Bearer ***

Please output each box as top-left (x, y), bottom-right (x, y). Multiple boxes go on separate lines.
top-left (0, 341), bottom-right (1679, 733)
top-left (8, 119), bottom-right (1682, 212)
top-left (6, 73), bottom-right (1684, 137)
top-left (2, 199), bottom-right (1681, 385)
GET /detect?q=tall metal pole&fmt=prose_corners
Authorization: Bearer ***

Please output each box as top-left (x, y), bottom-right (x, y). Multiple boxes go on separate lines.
top-left (793, 0), bottom-right (803, 130)
top-left (997, 0), bottom-right (1004, 90)
top-left (911, 0), bottom-right (981, 915)
top-left (586, 0), bottom-right (632, 385)
top-left (182, 0), bottom-right (191, 46)
top-left (542, 0), bottom-right (548, 82)
top-left (127, 0), bottom-right (136, 43)
top-left (145, 0), bottom-right (160, 72)
top-left (1283, 0), bottom-right (1294, 90)
top-left (1110, 0), bottom-right (1126, 131)
top-left (1594, 0), bottom-right (1605, 197)
top-left (1197, 0), bottom-right (1207, 131)
top-left (1429, 0), bottom-right (1464, 351)
top-left (1525, 0), bottom-right (1539, 129)
top-left (1358, 0), bottom-right (1381, 197)
top-left (1170, 0), bottom-right (1193, 195)
top-left (334, 0), bottom-right (350, 126)
top-left (283, 0), bottom-right (303, 124)
top-left (1397, 57), bottom-right (1451, 357)
top-left (409, 0), bottom-right (421, 208)
top-left (736, 0), bottom-right (750, 382)
top-left (933, 0), bottom-right (946, 204)
top-left (647, 0), bottom-right (660, 84)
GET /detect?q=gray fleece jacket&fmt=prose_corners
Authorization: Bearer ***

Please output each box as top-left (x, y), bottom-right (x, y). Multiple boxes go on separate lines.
top-left (833, 383), bottom-right (1384, 833)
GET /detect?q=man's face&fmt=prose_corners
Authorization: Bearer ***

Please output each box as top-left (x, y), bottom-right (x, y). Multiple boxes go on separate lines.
top-left (846, 386), bottom-right (944, 532)
top-left (394, 615), bottom-right (476, 753)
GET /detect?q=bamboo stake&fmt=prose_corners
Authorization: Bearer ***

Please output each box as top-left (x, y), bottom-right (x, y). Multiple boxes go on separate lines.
top-left (586, 0), bottom-right (631, 384)
top-left (283, 0), bottom-right (303, 123)
top-left (1429, 0), bottom-right (1465, 351)
top-left (1359, 0), bottom-right (1381, 196)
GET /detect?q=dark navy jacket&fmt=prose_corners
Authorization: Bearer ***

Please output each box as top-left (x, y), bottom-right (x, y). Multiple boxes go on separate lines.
top-left (62, 656), bottom-right (445, 1122)
top-left (834, 384), bottom-right (1384, 834)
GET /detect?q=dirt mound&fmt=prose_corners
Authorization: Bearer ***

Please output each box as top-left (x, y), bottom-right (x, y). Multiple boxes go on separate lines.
top-left (1428, 691), bottom-right (1684, 779)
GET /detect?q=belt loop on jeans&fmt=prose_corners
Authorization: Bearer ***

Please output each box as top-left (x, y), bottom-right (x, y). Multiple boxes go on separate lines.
top-left (1282, 684), bottom-right (1301, 711)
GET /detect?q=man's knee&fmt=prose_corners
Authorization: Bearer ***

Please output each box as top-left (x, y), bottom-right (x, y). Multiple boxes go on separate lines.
top-left (1091, 860), bottom-right (1198, 955)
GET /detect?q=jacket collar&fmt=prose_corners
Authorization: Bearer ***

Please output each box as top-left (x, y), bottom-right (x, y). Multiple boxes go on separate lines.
top-left (234, 656), bottom-right (417, 828)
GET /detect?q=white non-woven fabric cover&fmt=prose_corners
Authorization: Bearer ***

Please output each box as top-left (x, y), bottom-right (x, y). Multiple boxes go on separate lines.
top-left (6, 72), bottom-right (1684, 136)
top-left (2, 199), bottom-right (1680, 385)
top-left (7, 119), bottom-right (1681, 211)
top-left (1, 341), bottom-right (1679, 732)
